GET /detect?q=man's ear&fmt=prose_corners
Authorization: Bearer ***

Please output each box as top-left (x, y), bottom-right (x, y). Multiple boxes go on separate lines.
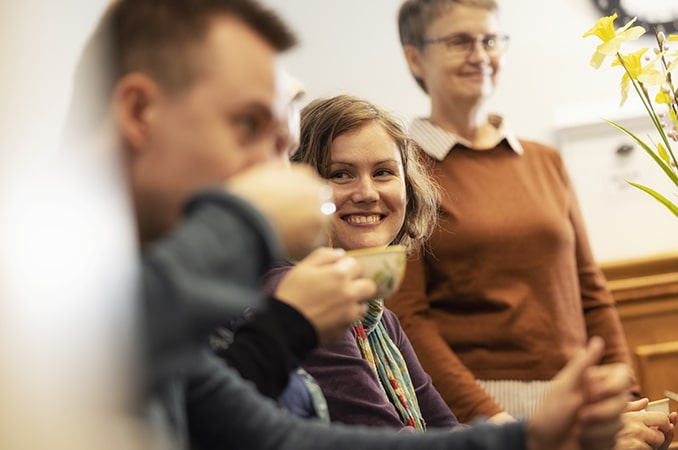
top-left (113, 73), bottom-right (159, 154)
top-left (403, 45), bottom-right (425, 81)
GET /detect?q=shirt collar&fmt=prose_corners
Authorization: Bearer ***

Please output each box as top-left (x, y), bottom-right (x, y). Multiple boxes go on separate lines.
top-left (409, 115), bottom-right (524, 161)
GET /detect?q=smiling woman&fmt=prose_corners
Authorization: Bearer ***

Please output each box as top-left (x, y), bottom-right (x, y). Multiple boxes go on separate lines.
top-left (255, 94), bottom-right (456, 431)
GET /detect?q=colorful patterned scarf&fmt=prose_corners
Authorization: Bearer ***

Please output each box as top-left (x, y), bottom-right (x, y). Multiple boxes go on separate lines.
top-left (353, 298), bottom-right (426, 431)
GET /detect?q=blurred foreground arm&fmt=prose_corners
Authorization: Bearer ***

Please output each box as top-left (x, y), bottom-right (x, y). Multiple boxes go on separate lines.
top-left (217, 248), bottom-right (376, 398)
top-left (144, 163), bottom-right (329, 378)
top-left (187, 352), bottom-right (528, 450)
top-left (143, 188), bottom-right (283, 373)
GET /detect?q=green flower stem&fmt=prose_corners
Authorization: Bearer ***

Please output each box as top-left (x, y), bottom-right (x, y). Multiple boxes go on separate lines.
top-left (655, 30), bottom-right (678, 118)
top-left (606, 119), bottom-right (678, 189)
top-left (655, 44), bottom-right (678, 169)
top-left (646, 32), bottom-right (678, 169)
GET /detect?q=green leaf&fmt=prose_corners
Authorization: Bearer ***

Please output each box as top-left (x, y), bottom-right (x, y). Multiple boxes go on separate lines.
top-left (627, 181), bottom-right (678, 218)
top-left (605, 119), bottom-right (678, 188)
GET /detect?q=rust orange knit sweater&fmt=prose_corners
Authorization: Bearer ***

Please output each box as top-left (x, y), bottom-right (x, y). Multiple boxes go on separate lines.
top-left (389, 138), bottom-right (636, 423)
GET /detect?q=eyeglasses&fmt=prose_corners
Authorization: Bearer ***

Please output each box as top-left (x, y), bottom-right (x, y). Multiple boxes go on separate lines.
top-left (420, 33), bottom-right (510, 58)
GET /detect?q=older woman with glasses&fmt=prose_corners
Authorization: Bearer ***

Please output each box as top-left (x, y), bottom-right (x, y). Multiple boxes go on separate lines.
top-left (388, 1), bottom-right (675, 448)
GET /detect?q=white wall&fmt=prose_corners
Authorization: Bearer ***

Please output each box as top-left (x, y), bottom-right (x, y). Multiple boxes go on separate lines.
top-left (266, 0), bottom-right (678, 263)
top-left (1, 1), bottom-right (110, 166)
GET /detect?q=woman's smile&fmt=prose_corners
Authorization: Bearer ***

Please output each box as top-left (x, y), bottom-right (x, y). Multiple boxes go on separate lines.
top-left (342, 214), bottom-right (385, 225)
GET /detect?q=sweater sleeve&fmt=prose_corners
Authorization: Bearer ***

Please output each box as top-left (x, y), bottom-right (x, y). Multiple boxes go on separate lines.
top-left (381, 309), bottom-right (462, 429)
top-left (215, 298), bottom-right (317, 399)
top-left (186, 351), bottom-right (528, 450)
top-left (389, 255), bottom-right (504, 423)
top-left (143, 189), bottom-right (283, 381)
top-left (557, 157), bottom-right (641, 395)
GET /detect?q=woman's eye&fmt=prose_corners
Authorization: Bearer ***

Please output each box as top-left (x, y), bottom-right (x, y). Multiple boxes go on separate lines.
top-left (328, 171), bottom-right (349, 180)
top-left (446, 35), bottom-right (472, 49)
top-left (374, 169), bottom-right (394, 177)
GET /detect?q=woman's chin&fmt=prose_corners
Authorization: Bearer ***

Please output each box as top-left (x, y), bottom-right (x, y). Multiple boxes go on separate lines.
top-left (333, 228), bottom-right (399, 251)
top-left (335, 239), bottom-right (387, 251)
top-left (350, 242), bottom-right (388, 251)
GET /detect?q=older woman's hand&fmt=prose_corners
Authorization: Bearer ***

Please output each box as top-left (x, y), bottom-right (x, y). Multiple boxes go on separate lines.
top-left (614, 399), bottom-right (676, 450)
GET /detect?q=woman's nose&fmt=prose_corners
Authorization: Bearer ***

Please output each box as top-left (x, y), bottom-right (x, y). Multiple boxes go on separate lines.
top-left (467, 40), bottom-right (491, 63)
top-left (351, 177), bottom-right (379, 203)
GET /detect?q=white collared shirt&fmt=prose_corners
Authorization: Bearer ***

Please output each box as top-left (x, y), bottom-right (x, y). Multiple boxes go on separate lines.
top-left (409, 115), bottom-right (524, 161)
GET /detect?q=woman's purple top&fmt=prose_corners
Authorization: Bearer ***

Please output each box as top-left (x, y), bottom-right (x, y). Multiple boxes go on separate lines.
top-left (303, 309), bottom-right (460, 429)
top-left (265, 265), bottom-right (461, 430)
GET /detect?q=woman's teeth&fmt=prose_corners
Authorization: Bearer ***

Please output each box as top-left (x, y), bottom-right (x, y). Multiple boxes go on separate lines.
top-left (345, 215), bottom-right (380, 224)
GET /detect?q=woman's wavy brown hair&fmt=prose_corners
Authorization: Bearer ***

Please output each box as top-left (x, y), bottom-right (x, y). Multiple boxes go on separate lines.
top-left (291, 94), bottom-right (439, 255)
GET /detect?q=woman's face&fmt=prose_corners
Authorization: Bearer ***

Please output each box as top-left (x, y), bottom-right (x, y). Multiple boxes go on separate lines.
top-left (416, 4), bottom-right (504, 104)
top-left (327, 121), bottom-right (407, 251)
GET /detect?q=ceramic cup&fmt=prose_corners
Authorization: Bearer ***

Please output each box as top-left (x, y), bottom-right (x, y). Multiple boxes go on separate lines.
top-left (646, 398), bottom-right (670, 415)
top-left (345, 245), bottom-right (407, 299)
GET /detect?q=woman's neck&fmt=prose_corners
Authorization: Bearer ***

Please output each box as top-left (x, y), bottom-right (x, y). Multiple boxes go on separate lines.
top-left (429, 98), bottom-right (500, 150)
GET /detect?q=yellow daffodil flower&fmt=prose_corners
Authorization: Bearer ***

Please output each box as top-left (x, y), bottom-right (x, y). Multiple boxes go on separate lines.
top-left (612, 48), bottom-right (665, 105)
top-left (657, 142), bottom-right (671, 166)
top-left (583, 13), bottom-right (645, 69)
top-left (668, 50), bottom-right (678, 72)
top-left (656, 89), bottom-right (673, 106)
top-left (584, 16), bottom-right (678, 219)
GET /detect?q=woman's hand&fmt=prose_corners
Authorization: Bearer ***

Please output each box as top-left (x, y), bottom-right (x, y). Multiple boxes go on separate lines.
top-left (614, 399), bottom-right (676, 450)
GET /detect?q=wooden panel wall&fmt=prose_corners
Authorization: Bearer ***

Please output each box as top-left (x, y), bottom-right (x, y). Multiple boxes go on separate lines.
top-left (601, 253), bottom-right (678, 448)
